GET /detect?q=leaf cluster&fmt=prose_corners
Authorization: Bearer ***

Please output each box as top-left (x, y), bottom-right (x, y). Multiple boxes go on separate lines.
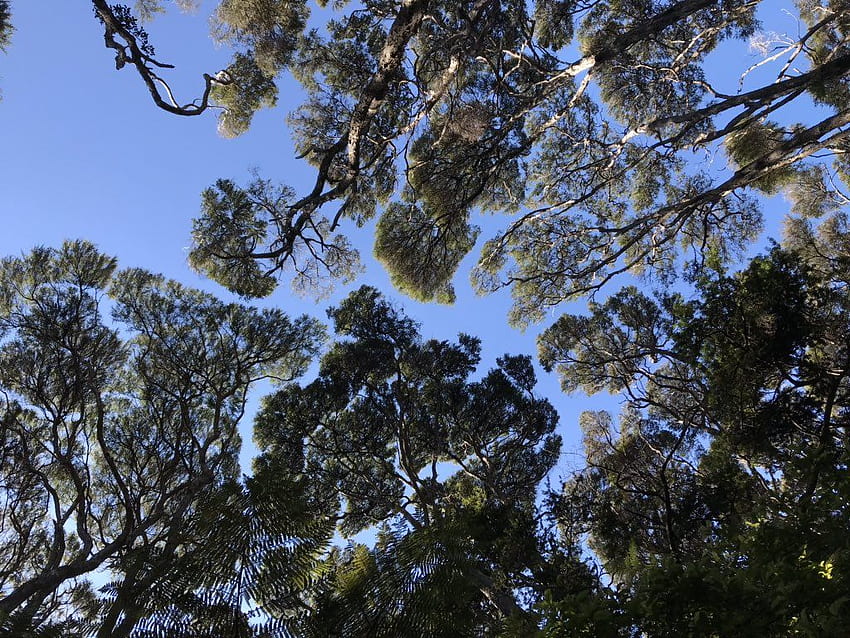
top-left (542, 238), bottom-right (850, 634)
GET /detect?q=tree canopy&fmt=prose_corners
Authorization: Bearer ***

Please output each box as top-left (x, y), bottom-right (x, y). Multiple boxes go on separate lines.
top-left (540, 230), bottom-right (850, 635)
top-left (0, 241), bottom-right (325, 636)
top-left (5, 1), bottom-right (850, 635)
top-left (255, 285), bottom-right (566, 634)
top-left (4, 239), bottom-right (850, 634)
top-left (33, 0), bottom-right (848, 323)
top-left (0, 266), bottom-right (608, 636)
top-left (0, 1), bottom-right (10, 53)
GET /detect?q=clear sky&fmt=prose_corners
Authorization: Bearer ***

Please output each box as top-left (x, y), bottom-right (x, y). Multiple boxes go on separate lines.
top-left (0, 1), bottom-right (796, 476)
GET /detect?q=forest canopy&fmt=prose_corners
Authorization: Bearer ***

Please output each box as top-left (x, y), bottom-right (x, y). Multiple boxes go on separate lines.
top-left (53, 0), bottom-right (850, 324)
top-left (3, 0), bottom-right (850, 636)
top-left (3, 240), bottom-right (850, 635)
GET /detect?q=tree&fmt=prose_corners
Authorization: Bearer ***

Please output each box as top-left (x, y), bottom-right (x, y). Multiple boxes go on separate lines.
top-left (539, 232), bottom-right (850, 634)
top-left (101, 467), bottom-right (333, 638)
top-left (17, 1), bottom-right (842, 321)
top-left (253, 285), bottom-right (575, 634)
top-left (0, 0), bottom-right (11, 53)
top-left (0, 241), bottom-right (324, 636)
top-left (0, 256), bottom-right (633, 636)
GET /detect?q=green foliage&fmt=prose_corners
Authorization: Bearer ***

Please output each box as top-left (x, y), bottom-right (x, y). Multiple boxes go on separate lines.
top-left (546, 240), bottom-right (850, 634)
top-left (301, 0), bottom-right (764, 308)
top-left (532, 0), bottom-right (575, 50)
top-left (255, 285), bottom-right (567, 633)
top-left (13, 240), bottom-right (850, 633)
top-left (0, 0), bottom-right (12, 52)
top-left (211, 53), bottom-right (278, 138)
top-left (786, 165), bottom-right (845, 219)
top-left (132, 0), bottom-right (164, 21)
top-left (0, 241), bottom-right (323, 635)
top-left (76, 0), bottom-right (850, 315)
top-left (725, 121), bottom-right (797, 195)
top-left (13, 2), bottom-right (850, 632)
top-left (212, 0), bottom-right (308, 76)
top-left (112, 468), bottom-right (333, 637)
top-left (190, 176), bottom-right (361, 297)
top-left (105, 4), bottom-right (156, 55)
top-left (299, 526), bottom-right (490, 637)
top-left (207, 0), bottom-right (308, 135)
top-left (374, 202), bottom-right (479, 304)
top-left (190, 177), bottom-right (287, 297)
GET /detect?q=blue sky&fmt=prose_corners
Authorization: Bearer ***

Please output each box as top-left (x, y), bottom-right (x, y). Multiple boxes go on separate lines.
top-left (0, 1), bottom-right (799, 476)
